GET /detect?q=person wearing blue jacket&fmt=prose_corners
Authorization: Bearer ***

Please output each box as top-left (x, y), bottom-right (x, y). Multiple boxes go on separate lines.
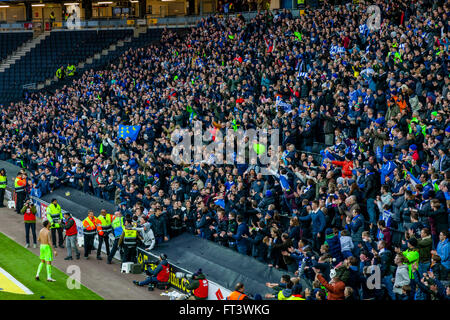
top-left (298, 200), bottom-right (326, 252)
top-left (434, 231), bottom-right (449, 277)
top-left (324, 228), bottom-right (343, 264)
top-left (345, 208), bottom-right (365, 255)
top-left (228, 215), bottom-right (250, 255)
top-left (380, 153), bottom-right (397, 185)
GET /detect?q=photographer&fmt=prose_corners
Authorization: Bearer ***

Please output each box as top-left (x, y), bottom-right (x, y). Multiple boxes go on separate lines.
top-left (177, 269), bottom-right (209, 300)
top-left (133, 253), bottom-right (170, 291)
top-left (21, 199), bottom-right (37, 248)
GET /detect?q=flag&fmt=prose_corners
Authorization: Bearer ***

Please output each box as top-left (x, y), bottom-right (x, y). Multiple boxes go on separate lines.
top-left (280, 175), bottom-right (291, 192)
top-left (99, 143), bottom-right (104, 154)
top-left (118, 125), bottom-right (141, 142)
top-left (214, 199), bottom-right (225, 209)
top-left (275, 96), bottom-right (292, 113)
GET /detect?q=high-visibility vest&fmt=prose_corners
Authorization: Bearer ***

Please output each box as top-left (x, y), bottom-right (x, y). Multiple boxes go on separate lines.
top-left (14, 177), bottom-right (26, 192)
top-left (287, 294), bottom-right (305, 300)
top-left (46, 204), bottom-right (62, 229)
top-left (226, 291), bottom-right (247, 300)
top-left (0, 175), bottom-right (6, 189)
top-left (83, 217), bottom-right (97, 235)
top-left (56, 68), bottom-right (62, 79)
top-left (297, 0), bottom-right (305, 4)
top-left (111, 216), bottom-right (124, 238)
top-left (97, 214), bottom-right (113, 233)
top-left (66, 65), bottom-right (75, 76)
top-left (123, 229), bottom-right (137, 247)
top-left (193, 279), bottom-right (209, 299)
top-left (277, 290), bottom-right (291, 300)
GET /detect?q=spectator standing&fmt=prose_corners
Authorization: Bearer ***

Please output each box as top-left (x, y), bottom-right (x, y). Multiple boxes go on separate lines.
top-left (21, 199), bottom-right (37, 248)
top-left (62, 212), bottom-right (80, 260)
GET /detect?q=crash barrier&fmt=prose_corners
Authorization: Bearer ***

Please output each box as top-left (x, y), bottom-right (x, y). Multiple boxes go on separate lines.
top-left (137, 247), bottom-right (232, 300)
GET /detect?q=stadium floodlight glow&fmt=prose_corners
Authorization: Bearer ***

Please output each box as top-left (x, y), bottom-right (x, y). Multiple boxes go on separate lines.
top-left (31, 4), bottom-right (46, 6)
top-left (130, 0), bottom-right (139, 2)
top-left (0, 5), bottom-right (10, 7)
top-left (64, 3), bottom-right (80, 5)
top-left (96, 1), bottom-right (113, 4)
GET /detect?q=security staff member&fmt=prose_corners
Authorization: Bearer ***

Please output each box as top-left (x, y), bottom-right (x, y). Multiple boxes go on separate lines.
top-left (119, 219), bottom-right (143, 263)
top-left (65, 64), bottom-right (76, 77)
top-left (82, 210), bottom-right (97, 259)
top-left (0, 168), bottom-right (6, 207)
top-left (56, 66), bottom-right (64, 80)
top-left (49, 11), bottom-right (55, 28)
top-left (96, 209), bottom-right (112, 260)
top-left (297, 0), bottom-right (305, 8)
top-left (107, 211), bottom-right (124, 264)
top-left (14, 172), bottom-right (27, 214)
top-left (226, 282), bottom-right (249, 300)
top-left (186, 269), bottom-right (209, 300)
top-left (46, 199), bottom-right (64, 248)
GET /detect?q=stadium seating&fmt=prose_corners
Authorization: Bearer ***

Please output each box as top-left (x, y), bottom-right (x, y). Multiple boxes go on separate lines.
top-left (79, 28), bottom-right (165, 73)
top-left (0, 29), bottom-right (133, 105)
top-left (0, 32), bottom-right (33, 63)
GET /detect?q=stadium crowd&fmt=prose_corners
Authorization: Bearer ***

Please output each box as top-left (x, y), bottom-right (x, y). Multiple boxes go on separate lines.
top-left (0, 0), bottom-right (449, 300)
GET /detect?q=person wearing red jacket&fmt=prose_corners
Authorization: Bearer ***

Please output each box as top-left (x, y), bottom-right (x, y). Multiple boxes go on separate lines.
top-left (63, 212), bottom-right (80, 260)
top-left (21, 199), bottom-right (37, 248)
top-left (315, 268), bottom-right (346, 300)
top-left (329, 153), bottom-right (354, 178)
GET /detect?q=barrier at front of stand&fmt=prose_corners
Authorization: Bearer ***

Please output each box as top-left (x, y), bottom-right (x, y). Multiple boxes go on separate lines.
top-left (137, 247), bottom-right (232, 300)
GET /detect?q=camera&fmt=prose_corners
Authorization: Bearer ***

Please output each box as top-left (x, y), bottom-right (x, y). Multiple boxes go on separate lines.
top-left (175, 272), bottom-right (193, 280)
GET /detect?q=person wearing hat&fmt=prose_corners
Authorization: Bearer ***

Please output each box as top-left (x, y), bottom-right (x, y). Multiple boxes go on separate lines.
top-left (408, 144), bottom-right (419, 161)
top-left (133, 253), bottom-right (170, 291)
top-left (184, 269), bottom-right (209, 300)
top-left (398, 237), bottom-right (420, 280)
top-left (0, 168), bottom-right (6, 207)
top-left (62, 212), bottom-right (80, 260)
top-left (326, 153), bottom-right (354, 178)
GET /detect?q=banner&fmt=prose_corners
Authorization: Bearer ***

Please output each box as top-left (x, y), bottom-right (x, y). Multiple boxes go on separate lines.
top-left (137, 248), bottom-right (231, 300)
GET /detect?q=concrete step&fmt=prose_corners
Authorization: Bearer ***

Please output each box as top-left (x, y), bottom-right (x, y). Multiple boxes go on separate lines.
top-left (0, 31), bottom-right (50, 73)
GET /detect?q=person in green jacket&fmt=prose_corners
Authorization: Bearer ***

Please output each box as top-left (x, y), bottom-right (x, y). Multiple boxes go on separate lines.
top-left (46, 199), bottom-right (64, 248)
top-left (409, 227), bottom-right (433, 276)
top-left (401, 238), bottom-right (420, 279)
top-left (183, 269), bottom-right (208, 300)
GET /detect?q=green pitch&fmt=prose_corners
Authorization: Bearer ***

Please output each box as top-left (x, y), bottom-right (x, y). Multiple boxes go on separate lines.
top-left (0, 232), bottom-right (103, 300)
